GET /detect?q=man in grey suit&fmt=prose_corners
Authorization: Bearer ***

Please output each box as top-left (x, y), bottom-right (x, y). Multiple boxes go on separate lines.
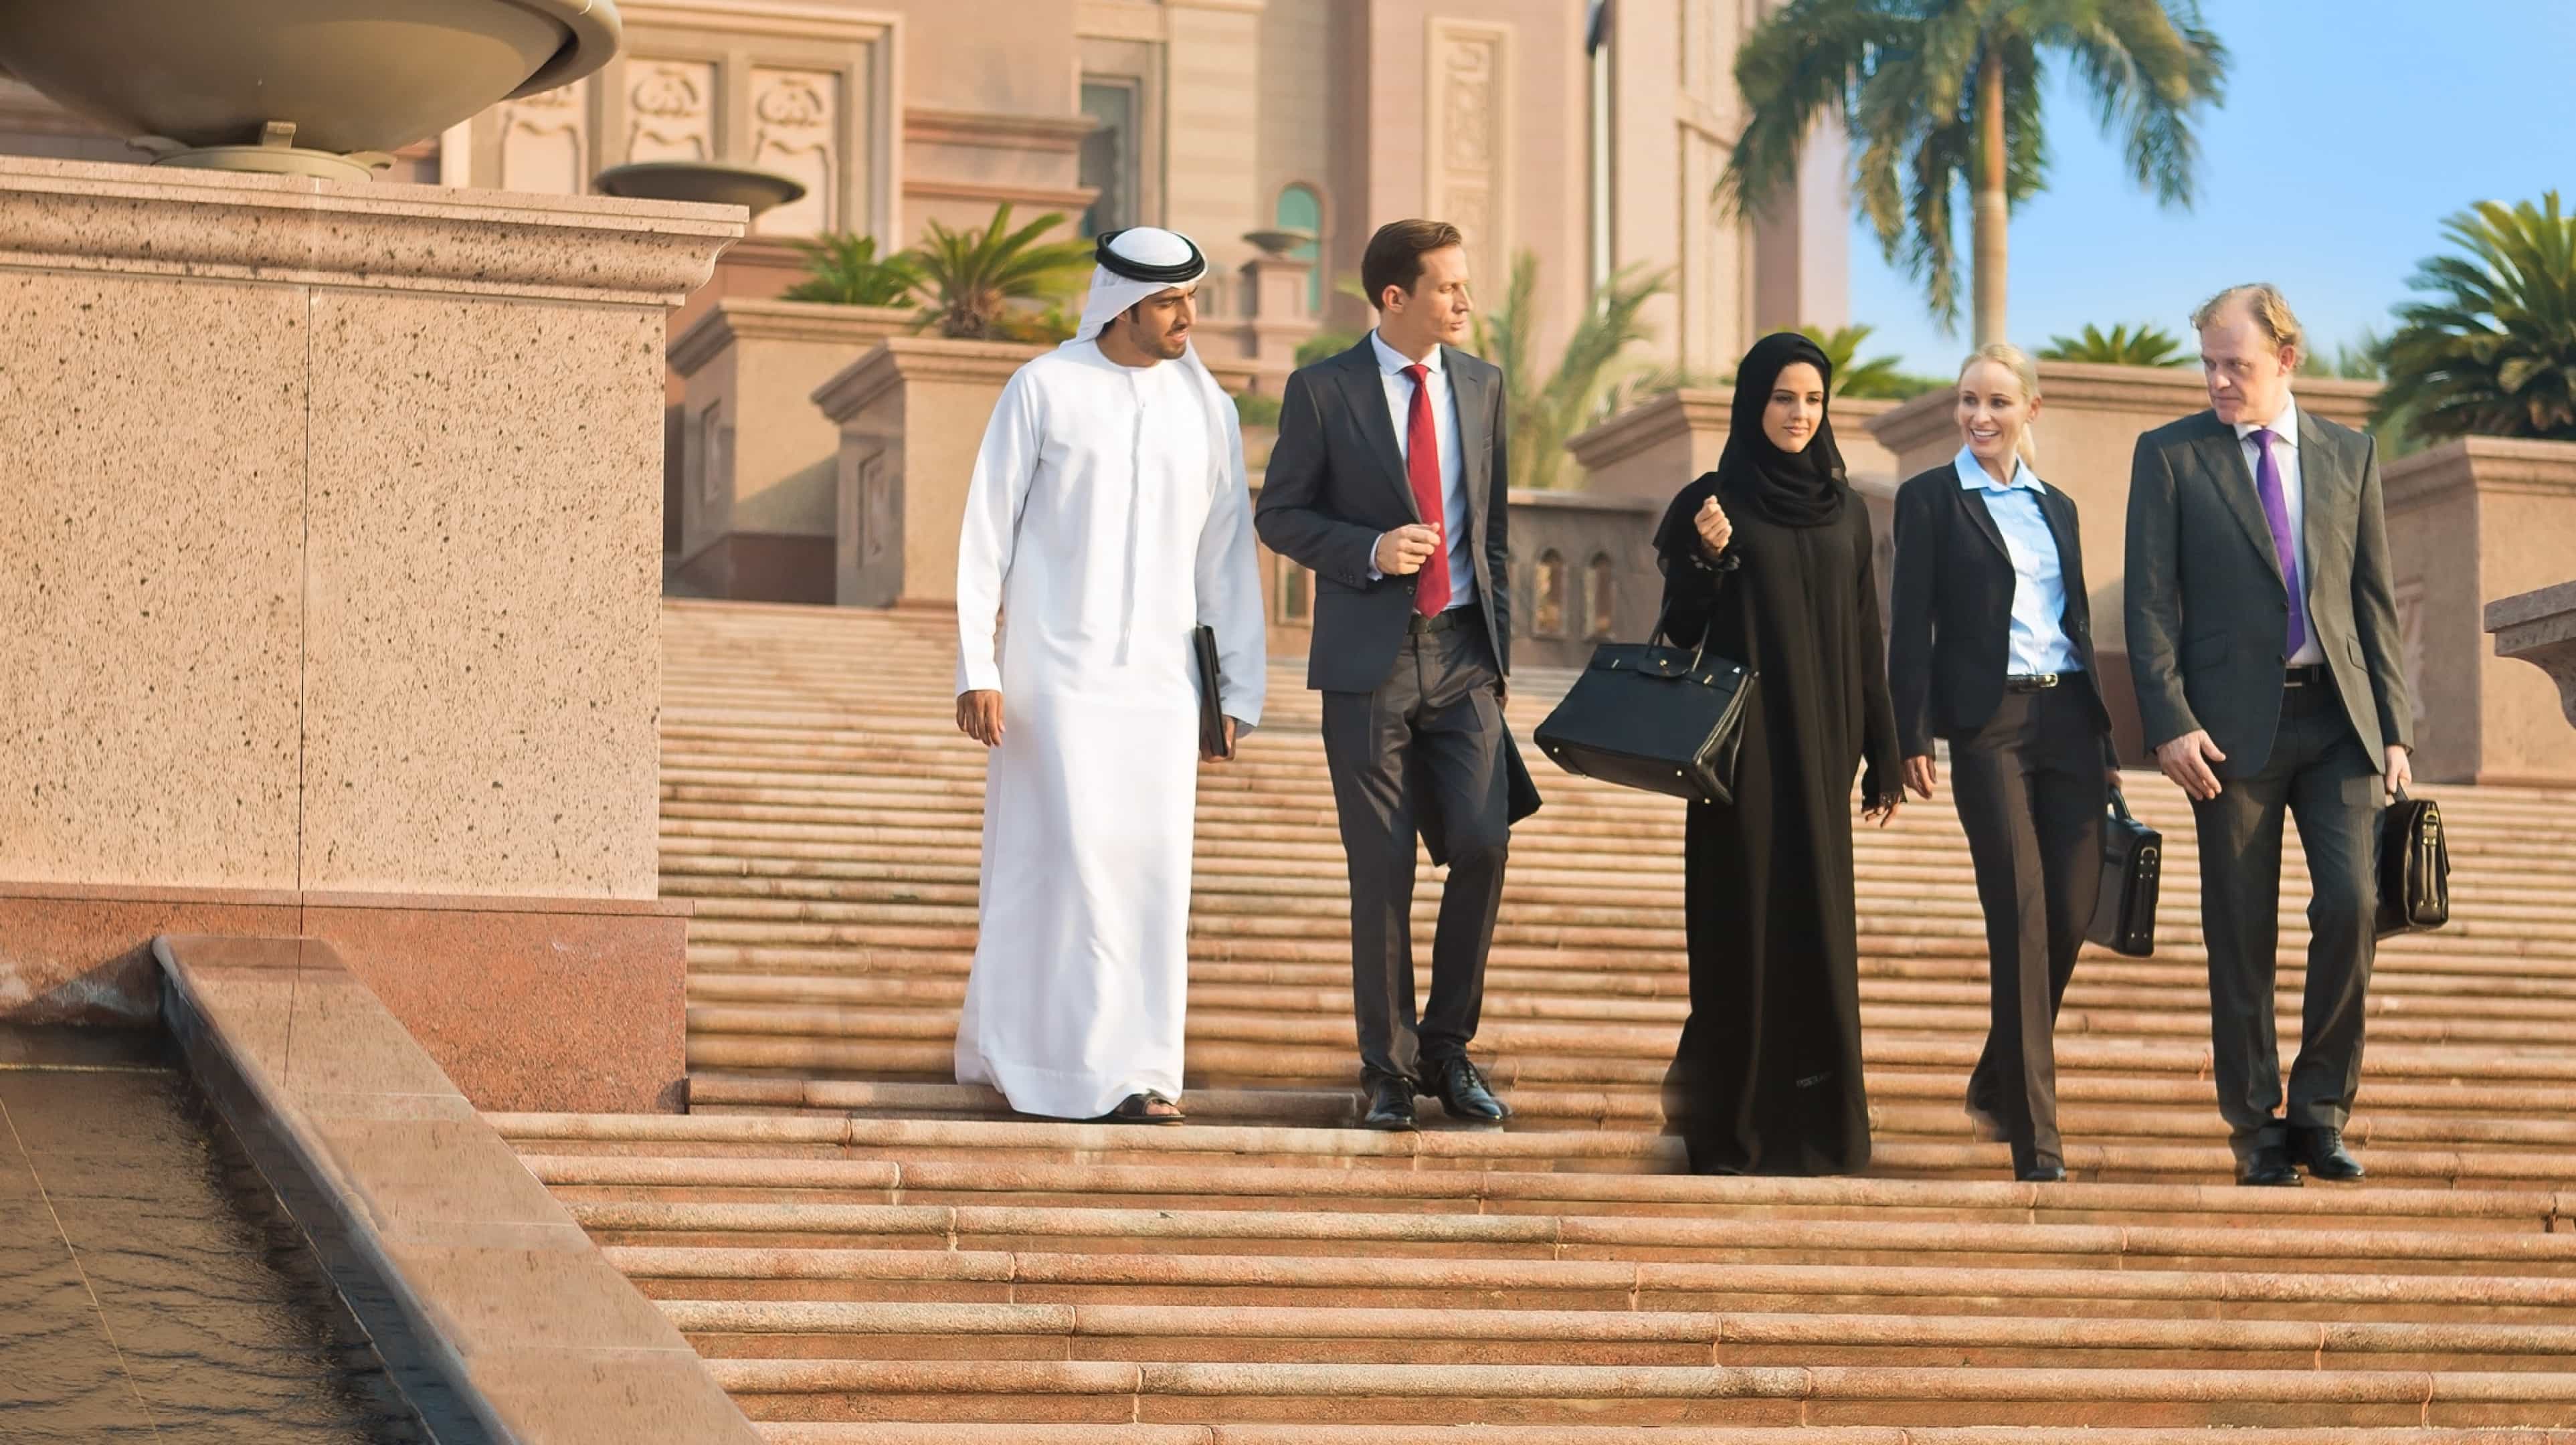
top-left (2126, 283), bottom-right (2414, 1187)
top-left (1256, 219), bottom-right (1521, 1133)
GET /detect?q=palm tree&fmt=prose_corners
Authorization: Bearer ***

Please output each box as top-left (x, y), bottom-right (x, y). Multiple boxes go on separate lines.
top-left (2377, 192), bottom-right (2576, 442)
top-left (2039, 322), bottom-right (2186, 367)
top-left (911, 203), bottom-right (1095, 341)
top-left (1470, 252), bottom-right (1681, 490)
top-left (779, 233), bottom-right (921, 306)
top-left (1720, 0), bottom-right (2227, 345)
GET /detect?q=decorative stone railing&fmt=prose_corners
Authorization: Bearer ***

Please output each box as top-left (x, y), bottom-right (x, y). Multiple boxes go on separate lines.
top-left (2487, 581), bottom-right (2576, 732)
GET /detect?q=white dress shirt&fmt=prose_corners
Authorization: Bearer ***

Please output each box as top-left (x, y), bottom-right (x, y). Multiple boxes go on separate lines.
top-left (1954, 446), bottom-right (2082, 676)
top-left (1364, 328), bottom-right (1475, 612)
top-left (2232, 394), bottom-right (2322, 665)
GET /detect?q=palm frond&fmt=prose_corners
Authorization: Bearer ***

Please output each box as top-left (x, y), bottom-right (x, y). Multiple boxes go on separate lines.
top-left (2379, 191), bottom-right (2576, 440)
top-left (2039, 321), bottom-right (2186, 366)
top-left (779, 233), bottom-right (923, 306)
top-left (1724, 0), bottom-right (2228, 332)
top-left (911, 203), bottom-right (1095, 340)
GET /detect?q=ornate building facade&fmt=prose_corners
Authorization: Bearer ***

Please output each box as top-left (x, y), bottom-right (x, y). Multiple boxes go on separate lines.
top-left (0, 0), bottom-right (1842, 379)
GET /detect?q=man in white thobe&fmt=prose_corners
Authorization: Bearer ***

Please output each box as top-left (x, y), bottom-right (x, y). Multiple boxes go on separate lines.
top-left (951, 227), bottom-right (1267, 1122)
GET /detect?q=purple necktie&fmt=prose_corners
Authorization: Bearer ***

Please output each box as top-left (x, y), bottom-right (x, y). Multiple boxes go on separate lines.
top-left (2249, 427), bottom-right (2308, 658)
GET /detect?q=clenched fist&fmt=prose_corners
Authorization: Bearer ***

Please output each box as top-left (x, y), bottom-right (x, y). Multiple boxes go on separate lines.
top-left (1694, 497), bottom-right (1733, 557)
top-left (1375, 524), bottom-right (1441, 577)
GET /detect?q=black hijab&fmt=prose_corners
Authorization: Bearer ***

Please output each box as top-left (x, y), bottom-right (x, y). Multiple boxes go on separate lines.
top-left (1654, 331), bottom-right (1848, 558)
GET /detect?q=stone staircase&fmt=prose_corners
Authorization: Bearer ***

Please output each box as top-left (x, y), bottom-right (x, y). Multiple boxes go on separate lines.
top-left (495, 597), bottom-right (2576, 1438)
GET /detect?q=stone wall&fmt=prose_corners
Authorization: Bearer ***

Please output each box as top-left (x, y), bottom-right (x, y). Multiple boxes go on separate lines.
top-left (813, 338), bottom-right (1046, 607)
top-left (2386, 440), bottom-right (2576, 787)
top-left (669, 298), bottom-right (916, 603)
top-left (0, 158), bottom-right (735, 1109)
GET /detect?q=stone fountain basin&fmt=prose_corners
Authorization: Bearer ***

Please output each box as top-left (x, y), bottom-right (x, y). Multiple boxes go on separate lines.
top-left (595, 161), bottom-right (806, 217)
top-left (0, 0), bottom-right (621, 156)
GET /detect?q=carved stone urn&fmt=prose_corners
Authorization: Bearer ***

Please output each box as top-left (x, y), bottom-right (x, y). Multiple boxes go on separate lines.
top-left (1242, 227), bottom-right (1317, 258)
top-left (595, 161), bottom-right (806, 218)
top-left (0, 0), bottom-right (622, 181)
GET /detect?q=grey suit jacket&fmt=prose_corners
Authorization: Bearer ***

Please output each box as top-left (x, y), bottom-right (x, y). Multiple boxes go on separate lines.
top-left (2123, 407), bottom-right (2412, 777)
top-left (1255, 339), bottom-right (1511, 694)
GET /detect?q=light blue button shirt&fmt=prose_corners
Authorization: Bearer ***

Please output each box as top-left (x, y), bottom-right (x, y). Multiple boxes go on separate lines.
top-left (1955, 445), bottom-right (2082, 676)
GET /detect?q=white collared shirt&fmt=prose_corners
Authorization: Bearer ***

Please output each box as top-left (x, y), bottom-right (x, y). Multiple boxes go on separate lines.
top-left (2231, 395), bottom-right (2321, 665)
top-left (1954, 446), bottom-right (2082, 677)
top-left (1365, 328), bottom-right (1474, 611)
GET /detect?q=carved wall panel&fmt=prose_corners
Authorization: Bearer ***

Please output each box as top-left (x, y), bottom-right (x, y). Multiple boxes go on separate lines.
top-left (496, 84), bottom-right (587, 195)
top-left (1425, 20), bottom-right (1512, 292)
top-left (627, 60), bottom-right (717, 163)
top-left (749, 68), bottom-right (838, 237)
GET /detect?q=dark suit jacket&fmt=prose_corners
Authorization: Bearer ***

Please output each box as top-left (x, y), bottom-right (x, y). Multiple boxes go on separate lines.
top-left (2124, 407), bottom-right (2412, 777)
top-left (1255, 339), bottom-right (1511, 694)
top-left (1888, 462), bottom-right (2114, 761)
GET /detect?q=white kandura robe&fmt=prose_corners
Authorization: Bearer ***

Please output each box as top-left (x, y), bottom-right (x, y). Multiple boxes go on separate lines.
top-left (952, 340), bottom-right (1268, 1119)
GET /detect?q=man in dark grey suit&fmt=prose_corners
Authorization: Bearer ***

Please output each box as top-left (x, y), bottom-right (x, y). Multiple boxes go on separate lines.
top-left (2126, 283), bottom-right (2414, 1187)
top-left (1255, 219), bottom-right (1519, 1133)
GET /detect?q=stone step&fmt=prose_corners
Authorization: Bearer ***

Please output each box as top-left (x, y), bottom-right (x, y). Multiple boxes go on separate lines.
top-left (497, 1113), bottom-right (2576, 1190)
top-left (676, 1072), bottom-right (2576, 1129)
top-left (517, 1151), bottom-right (2576, 1230)
top-left (691, 1355), bottom-right (2576, 1427)
top-left (666, 1299), bottom-right (2576, 1371)
top-left (677, 1003), bottom-right (2576, 1068)
top-left (746, 1426), bottom-right (2576, 1445)
top-left (638, 600), bottom-right (2576, 1438)
top-left (561, 1199), bottom-right (2576, 1280)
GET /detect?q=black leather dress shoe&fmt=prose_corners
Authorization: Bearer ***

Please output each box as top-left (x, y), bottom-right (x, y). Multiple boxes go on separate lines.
top-left (1360, 1075), bottom-right (1415, 1131)
top-left (2237, 1143), bottom-right (2302, 1187)
top-left (2292, 1126), bottom-right (2365, 1181)
top-left (2016, 1163), bottom-right (2067, 1183)
top-left (1428, 1057), bottom-right (1510, 1126)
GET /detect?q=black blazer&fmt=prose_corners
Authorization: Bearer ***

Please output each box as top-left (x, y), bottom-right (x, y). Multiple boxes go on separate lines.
top-left (2124, 408), bottom-right (2411, 777)
top-left (1255, 339), bottom-right (1511, 694)
top-left (1888, 461), bottom-right (2114, 759)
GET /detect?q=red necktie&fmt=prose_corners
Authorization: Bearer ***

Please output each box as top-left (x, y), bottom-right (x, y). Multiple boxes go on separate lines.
top-left (1402, 363), bottom-right (1451, 616)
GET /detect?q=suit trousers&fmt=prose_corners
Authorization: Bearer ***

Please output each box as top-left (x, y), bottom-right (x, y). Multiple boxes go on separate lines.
top-left (1950, 684), bottom-right (2108, 1173)
top-left (2192, 678), bottom-right (2381, 1155)
top-left (1319, 613), bottom-right (1510, 1086)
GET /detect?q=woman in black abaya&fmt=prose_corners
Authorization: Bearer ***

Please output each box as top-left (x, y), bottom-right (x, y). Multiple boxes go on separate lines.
top-left (1653, 331), bottom-right (1904, 1176)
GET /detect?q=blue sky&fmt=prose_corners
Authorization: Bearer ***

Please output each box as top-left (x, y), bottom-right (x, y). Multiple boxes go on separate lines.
top-left (1846, 1), bottom-right (2576, 374)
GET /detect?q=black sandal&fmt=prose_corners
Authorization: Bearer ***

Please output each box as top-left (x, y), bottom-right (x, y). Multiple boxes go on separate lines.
top-left (1099, 1090), bottom-right (1187, 1125)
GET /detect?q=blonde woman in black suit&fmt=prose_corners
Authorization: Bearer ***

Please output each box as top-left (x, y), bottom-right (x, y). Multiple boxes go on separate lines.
top-left (1888, 343), bottom-right (2120, 1183)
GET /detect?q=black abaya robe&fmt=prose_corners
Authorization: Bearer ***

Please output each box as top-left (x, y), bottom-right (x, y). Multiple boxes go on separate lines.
top-left (1655, 470), bottom-right (1904, 1175)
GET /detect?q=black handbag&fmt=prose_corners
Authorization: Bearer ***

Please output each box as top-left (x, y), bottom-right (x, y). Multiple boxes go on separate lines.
top-left (1532, 632), bottom-right (1757, 805)
top-left (2086, 786), bottom-right (2161, 957)
top-left (2375, 787), bottom-right (2450, 938)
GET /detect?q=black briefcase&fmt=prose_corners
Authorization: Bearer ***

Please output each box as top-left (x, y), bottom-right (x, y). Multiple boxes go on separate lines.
top-left (2375, 787), bottom-right (2450, 938)
top-left (1532, 638), bottom-right (1756, 805)
top-left (2086, 786), bottom-right (2161, 957)
top-left (1191, 624), bottom-right (1230, 759)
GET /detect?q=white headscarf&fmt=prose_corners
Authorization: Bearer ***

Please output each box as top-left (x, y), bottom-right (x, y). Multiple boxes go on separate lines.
top-left (1063, 227), bottom-right (1242, 664)
top-left (1073, 226), bottom-right (1207, 343)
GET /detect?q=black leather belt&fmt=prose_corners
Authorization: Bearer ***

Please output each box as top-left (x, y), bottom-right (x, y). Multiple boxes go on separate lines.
top-left (2284, 664), bottom-right (2330, 688)
top-left (1407, 609), bottom-right (1463, 635)
top-left (2003, 673), bottom-right (2061, 692)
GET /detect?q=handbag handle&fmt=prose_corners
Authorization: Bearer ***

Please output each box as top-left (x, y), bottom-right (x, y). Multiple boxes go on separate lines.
top-left (2107, 785), bottom-right (2136, 824)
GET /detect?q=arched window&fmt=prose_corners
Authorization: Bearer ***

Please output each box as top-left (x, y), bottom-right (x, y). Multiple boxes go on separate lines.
top-left (1584, 552), bottom-right (1617, 641)
top-left (1275, 184), bottom-right (1323, 313)
top-left (1534, 549), bottom-right (1568, 638)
